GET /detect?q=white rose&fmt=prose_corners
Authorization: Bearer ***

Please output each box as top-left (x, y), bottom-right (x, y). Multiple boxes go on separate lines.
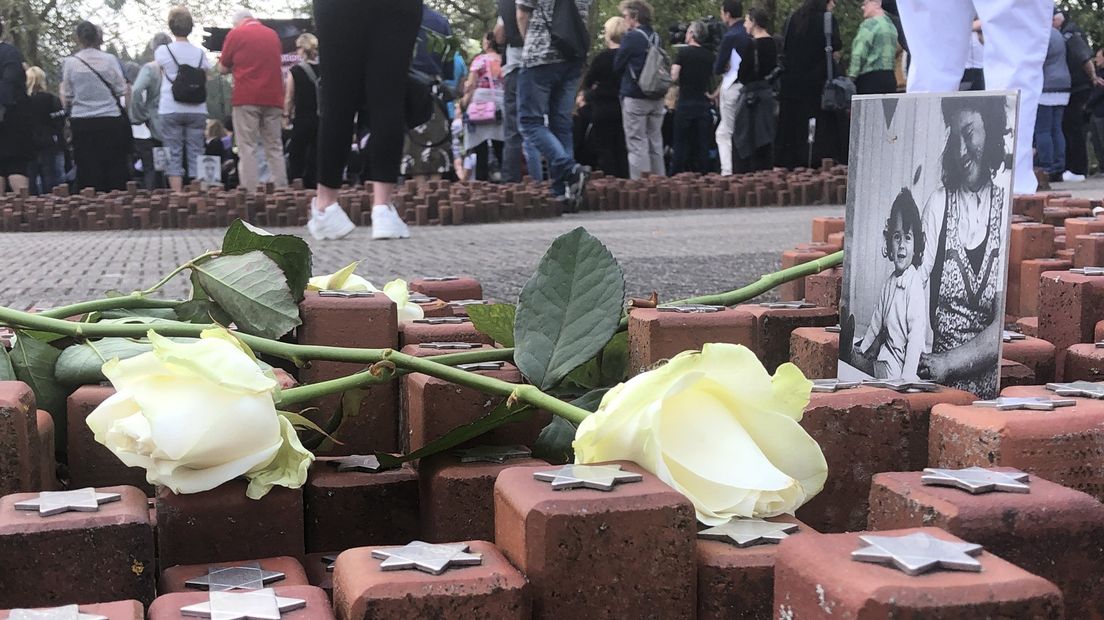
top-left (382, 278), bottom-right (424, 323)
top-left (307, 262), bottom-right (423, 324)
top-left (86, 329), bottom-right (313, 499)
top-left (573, 342), bottom-right (827, 524)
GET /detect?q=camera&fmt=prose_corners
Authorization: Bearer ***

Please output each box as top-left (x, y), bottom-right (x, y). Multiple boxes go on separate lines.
top-left (667, 17), bottom-right (726, 52)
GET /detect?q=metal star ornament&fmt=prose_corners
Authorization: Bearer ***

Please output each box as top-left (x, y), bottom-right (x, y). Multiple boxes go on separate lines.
top-left (179, 589), bottom-right (305, 620)
top-left (697, 518), bottom-right (799, 548)
top-left (413, 317), bottom-right (470, 325)
top-left (824, 324), bottom-right (842, 333)
top-left (812, 378), bottom-right (861, 393)
top-left (972, 396), bottom-right (1076, 411)
top-left (851, 532), bottom-right (983, 576)
top-left (317, 290), bottom-right (374, 298)
top-left (921, 467), bottom-right (1031, 494)
top-left (453, 445), bottom-right (532, 463)
top-left (1047, 381), bottom-right (1104, 399)
top-left (862, 378), bottom-right (940, 393)
top-left (456, 361), bottom-right (506, 371)
top-left (418, 341), bottom-right (482, 350)
top-left (8, 606), bottom-right (107, 620)
top-left (449, 299), bottom-right (490, 307)
top-left (327, 455), bottom-right (383, 473)
top-left (759, 301), bottom-right (816, 309)
top-left (320, 555), bottom-right (337, 573)
top-left (13, 488), bottom-right (121, 516)
top-left (1071, 266), bottom-right (1104, 276)
top-left (656, 304), bottom-right (725, 313)
top-left (184, 563), bottom-right (286, 591)
top-left (533, 464), bottom-right (644, 491)
top-left (371, 541), bottom-right (482, 575)
top-left (421, 276), bottom-right (460, 282)
top-left (1002, 330), bottom-right (1026, 342)
top-left (1097, 341), bottom-right (1104, 348)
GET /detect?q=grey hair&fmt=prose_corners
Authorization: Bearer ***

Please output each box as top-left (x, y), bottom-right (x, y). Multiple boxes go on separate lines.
top-left (688, 20), bottom-right (707, 42)
top-left (231, 8), bottom-right (253, 25)
top-left (150, 31), bottom-right (172, 51)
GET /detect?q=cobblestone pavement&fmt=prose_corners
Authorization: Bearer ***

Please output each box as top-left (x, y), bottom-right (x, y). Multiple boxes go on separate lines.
top-left (0, 204), bottom-right (844, 309)
top-left (1, 176), bottom-right (1097, 310)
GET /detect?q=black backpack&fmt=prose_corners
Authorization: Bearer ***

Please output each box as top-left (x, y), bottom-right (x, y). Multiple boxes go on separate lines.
top-left (166, 46), bottom-right (208, 104)
top-left (545, 0), bottom-right (588, 61)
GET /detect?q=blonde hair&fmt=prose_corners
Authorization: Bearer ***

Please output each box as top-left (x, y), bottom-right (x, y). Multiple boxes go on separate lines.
top-left (296, 33), bottom-right (318, 61)
top-left (603, 17), bottom-right (627, 45)
top-left (206, 118), bottom-right (227, 141)
top-left (26, 66), bottom-right (47, 95)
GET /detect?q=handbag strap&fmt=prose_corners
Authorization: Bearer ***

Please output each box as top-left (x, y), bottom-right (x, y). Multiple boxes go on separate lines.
top-left (823, 12), bottom-right (834, 80)
top-left (163, 45), bottom-right (201, 84)
top-left (73, 54), bottom-right (126, 116)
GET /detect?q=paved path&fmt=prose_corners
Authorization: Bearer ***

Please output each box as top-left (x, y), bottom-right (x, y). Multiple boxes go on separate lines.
top-left (0, 205), bottom-right (844, 310)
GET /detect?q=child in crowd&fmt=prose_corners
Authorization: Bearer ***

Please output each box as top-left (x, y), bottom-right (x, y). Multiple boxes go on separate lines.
top-left (853, 188), bottom-right (929, 381)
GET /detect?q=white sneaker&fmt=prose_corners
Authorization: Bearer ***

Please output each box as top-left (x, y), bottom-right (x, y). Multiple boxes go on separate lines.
top-left (308, 199), bottom-right (356, 240)
top-left (1062, 170), bottom-right (1086, 182)
top-left (371, 204), bottom-right (410, 240)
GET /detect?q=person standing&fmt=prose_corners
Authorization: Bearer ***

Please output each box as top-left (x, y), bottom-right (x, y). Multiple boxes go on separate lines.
top-left (25, 67), bottom-right (67, 195)
top-left (311, 0), bottom-right (420, 240)
top-left (897, 0), bottom-right (1052, 196)
top-left (670, 21), bottom-right (715, 173)
top-left (713, 0), bottom-right (749, 176)
top-left (615, 0), bottom-right (666, 179)
top-left (285, 33), bottom-right (320, 188)
top-left (1054, 9), bottom-right (1100, 182)
top-left (1035, 26), bottom-right (1071, 184)
top-left (849, 0), bottom-right (899, 95)
top-left (0, 17), bottom-right (31, 194)
top-left (218, 9), bottom-right (287, 191)
top-left (733, 7), bottom-right (778, 172)
top-left (131, 33), bottom-right (172, 190)
top-left (496, 2), bottom-right (544, 182)
top-left (463, 33), bottom-right (506, 182)
top-left (516, 0), bottom-right (593, 208)
top-left (61, 21), bottom-right (131, 193)
top-left (156, 7), bottom-right (209, 193)
top-left (401, 5), bottom-right (454, 187)
top-left (583, 17), bottom-right (629, 178)
top-left (1087, 49), bottom-right (1104, 175)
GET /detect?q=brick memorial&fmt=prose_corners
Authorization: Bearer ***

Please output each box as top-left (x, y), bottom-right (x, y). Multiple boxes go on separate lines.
top-left (735, 302), bottom-right (838, 373)
top-left (304, 459), bottom-right (419, 553)
top-left (868, 469), bottom-right (1104, 616)
top-left (788, 326), bottom-right (839, 379)
top-left (0, 485), bottom-right (155, 607)
top-left (494, 462), bottom-right (696, 619)
top-left (158, 557), bottom-right (311, 593)
top-left (0, 382), bottom-right (41, 495)
top-left (399, 316), bottom-right (493, 347)
top-left (66, 386), bottom-right (151, 493)
top-left (148, 586), bottom-right (334, 620)
top-left (627, 306), bottom-right (755, 375)
top-left (774, 527), bottom-right (1065, 618)
top-left (1000, 334), bottom-right (1057, 383)
top-left (0, 601), bottom-right (145, 620)
top-left (408, 276), bottom-right (482, 302)
top-left (1037, 270), bottom-right (1104, 379)
top-left (1062, 343), bottom-right (1104, 382)
top-left (332, 541), bottom-right (529, 619)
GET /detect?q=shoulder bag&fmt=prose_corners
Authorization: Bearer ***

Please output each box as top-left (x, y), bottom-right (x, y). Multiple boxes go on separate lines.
top-left (819, 13), bottom-right (854, 113)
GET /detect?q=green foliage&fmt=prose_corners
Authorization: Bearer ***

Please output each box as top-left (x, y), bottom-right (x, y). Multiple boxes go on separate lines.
top-left (191, 252), bottom-right (302, 339)
top-left (466, 303), bottom-right (517, 347)
top-left (532, 388), bottom-right (608, 463)
top-left (9, 331), bottom-right (67, 450)
top-left (513, 227), bottom-right (626, 390)
top-left (222, 219), bottom-right (313, 302)
top-left (55, 336), bottom-right (185, 384)
top-left (0, 346), bottom-right (14, 381)
top-left (376, 399), bottom-right (534, 467)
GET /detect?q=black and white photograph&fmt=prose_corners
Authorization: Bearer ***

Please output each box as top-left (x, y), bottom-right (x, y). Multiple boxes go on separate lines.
top-left (196, 155), bottom-right (222, 187)
top-left (838, 92), bottom-right (1018, 400)
top-left (151, 147), bottom-right (170, 173)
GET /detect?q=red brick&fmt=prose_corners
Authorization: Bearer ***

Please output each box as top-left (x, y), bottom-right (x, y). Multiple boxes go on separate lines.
top-left (1063, 216), bottom-right (1104, 238)
top-left (1073, 234), bottom-right (1104, 268)
top-left (398, 318), bottom-right (492, 348)
top-left (1001, 334), bottom-right (1056, 383)
top-left (494, 462), bottom-right (695, 619)
top-left (0, 485), bottom-right (155, 607)
top-left (0, 600), bottom-right (143, 620)
top-left (304, 461), bottom-right (418, 553)
top-left (150, 586), bottom-right (333, 620)
top-left (1018, 316), bottom-right (1040, 338)
top-left (158, 556), bottom-right (310, 593)
top-left (155, 481), bottom-right (305, 568)
top-left (332, 541), bottom-right (528, 620)
top-left (33, 410), bottom-right (56, 491)
top-left (869, 470), bottom-right (1104, 617)
top-left (696, 515), bottom-right (810, 620)
top-left (408, 276), bottom-right (482, 302)
top-left (1009, 222), bottom-right (1056, 264)
top-left (1020, 258), bottom-right (1072, 317)
top-left (736, 303), bottom-right (839, 373)
top-left (0, 381), bottom-right (36, 495)
top-left (805, 267), bottom-right (842, 310)
top-left (1013, 194), bottom-right (1046, 221)
top-left (774, 527), bottom-right (1064, 618)
top-left (627, 307), bottom-right (756, 376)
top-left (779, 249), bottom-right (828, 301)
top-left (298, 292), bottom-right (399, 454)
top-left (1097, 319), bottom-right (1104, 342)
top-left (1037, 271), bottom-right (1104, 379)
top-left (302, 553), bottom-right (334, 597)
top-left (811, 216), bottom-right (845, 243)
top-left (418, 452), bottom-right (546, 543)
top-left (827, 231), bottom-right (845, 250)
top-left (66, 386), bottom-right (151, 493)
top-left (930, 386), bottom-right (1104, 501)
top-left (789, 326), bottom-right (839, 379)
top-left (1000, 358), bottom-right (1036, 388)
top-left (1063, 343), bottom-right (1104, 382)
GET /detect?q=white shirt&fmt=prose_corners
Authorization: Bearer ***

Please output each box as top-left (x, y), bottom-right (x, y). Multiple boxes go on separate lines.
top-left (857, 265), bottom-right (928, 381)
top-left (155, 41), bottom-right (210, 115)
top-left (721, 48), bottom-right (742, 89)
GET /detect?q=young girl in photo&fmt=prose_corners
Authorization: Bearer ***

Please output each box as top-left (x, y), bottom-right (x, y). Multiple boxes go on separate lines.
top-left (854, 188), bottom-right (929, 381)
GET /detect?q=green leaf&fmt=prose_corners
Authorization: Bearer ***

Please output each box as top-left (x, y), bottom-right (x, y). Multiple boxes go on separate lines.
top-left (0, 346), bottom-right (15, 381)
top-left (175, 299), bottom-right (233, 325)
top-left (513, 227), bottom-right (626, 390)
top-left (222, 219), bottom-right (313, 301)
top-left (599, 331), bottom-right (630, 385)
top-left (570, 388), bottom-right (610, 413)
top-left (10, 331), bottom-right (67, 450)
top-left (97, 308), bottom-right (179, 321)
top-left (466, 303), bottom-right (516, 347)
top-left (376, 400), bottom-right (533, 468)
top-left (561, 357), bottom-right (601, 392)
top-left (192, 252), bottom-right (302, 339)
top-left (54, 337), bottom-right (192, 384)
top-left (532, 416), bottom-right (578, 464)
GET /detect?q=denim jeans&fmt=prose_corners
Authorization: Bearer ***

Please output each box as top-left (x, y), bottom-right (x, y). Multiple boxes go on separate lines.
top-left (27, 150), bottom-right (65, 195)
top-left (502, 70), bottom-right (544, 182)
top-left (161, 112), bottom-right (207, 178)
top-left (1034, 104), bottom-right (1066, 175)
top-left (672, 99), bottom-right (713, 174)
top-left (517, 61), bottom-right (582, 197)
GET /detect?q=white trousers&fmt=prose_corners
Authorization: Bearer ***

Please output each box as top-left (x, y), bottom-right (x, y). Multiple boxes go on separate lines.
top-left (898, 0), bottom-right (1052, 195)
top-left (715, 82), bottom-right (743, 176)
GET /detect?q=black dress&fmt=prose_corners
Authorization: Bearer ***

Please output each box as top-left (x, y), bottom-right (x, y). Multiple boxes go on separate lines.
top-left (288, 62), bottom-right (320, 188)
top-left (776, 13), bottom-right (847, 169)
top-left (0, 42), bottom-right (32, 176)
top-left (582, 48), bottom-right (628, 178)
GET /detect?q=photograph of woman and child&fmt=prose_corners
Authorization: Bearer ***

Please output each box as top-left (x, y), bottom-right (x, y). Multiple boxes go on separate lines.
top-left (838, 92), bottom-right (1016, 400)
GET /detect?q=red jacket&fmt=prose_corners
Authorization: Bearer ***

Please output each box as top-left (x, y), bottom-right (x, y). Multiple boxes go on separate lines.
top-left (220, 19), bottom-right (283, 108)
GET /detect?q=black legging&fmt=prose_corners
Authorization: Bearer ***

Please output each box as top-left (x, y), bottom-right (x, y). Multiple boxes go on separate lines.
top-left (314, 0), bottom-right (422, 188)
top-left (70, 116), bottom-right (130, 192)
